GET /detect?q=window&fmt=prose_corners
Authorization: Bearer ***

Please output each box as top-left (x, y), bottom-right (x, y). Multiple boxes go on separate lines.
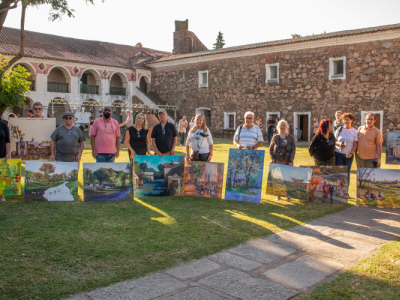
top-left (229, 115), bottom-right (235, 128)
top-left (224, 112), bottom-right (236, 129)
top-left (329, 56), bottom-right (346, 80)
top-left (265, 63), bottom-right (279, 83)
top-left (198, 70), bottom-right (208, 87)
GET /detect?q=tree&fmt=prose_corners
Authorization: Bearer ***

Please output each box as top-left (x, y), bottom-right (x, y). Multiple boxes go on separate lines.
top-left (213, 31), bottom-right (225, 49)
top-left (357, 168), bottom-right (375, 188)
top-left (39, 162), bottom-right (55, 179)
top-left (242, 152), bottom-right (263, 188)
top-left (93, 168), bottom-right (113, 185)
top-left (291, 33), bottom-right (302, 38)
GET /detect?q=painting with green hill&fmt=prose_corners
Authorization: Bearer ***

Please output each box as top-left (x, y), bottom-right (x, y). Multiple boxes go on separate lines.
top-left (357, 168), bottom-right (400, 208)
top-left (0, 159), bottom-right (22, 196)
top-left (83, 163), bottom-right (133, 201)
top-left (24, 161), bottom-right (78, 201)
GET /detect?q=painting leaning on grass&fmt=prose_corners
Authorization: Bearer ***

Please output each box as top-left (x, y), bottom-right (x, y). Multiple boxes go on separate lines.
top-left (386, 131), bottom-right (400, 165)
top-left (0, 159), bottom-right (22, 196)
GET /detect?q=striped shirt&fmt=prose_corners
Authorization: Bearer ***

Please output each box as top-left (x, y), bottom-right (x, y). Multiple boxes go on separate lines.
top-left (234, 125), bottom-right (263, 147)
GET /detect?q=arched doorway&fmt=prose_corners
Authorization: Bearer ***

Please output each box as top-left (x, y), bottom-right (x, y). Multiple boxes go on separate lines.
top-left (139, 75), bottom-right (149, 94)
top-left (47, 66), bottom-right (71, 93)
top-left (110, 73), bottom-right (128, 95)
top-left (15, 62), bottom-right (36, 91)
top-left (13, 97), bottom-right (33, 117)
top-left (80, 70), bottom-right (101, 94)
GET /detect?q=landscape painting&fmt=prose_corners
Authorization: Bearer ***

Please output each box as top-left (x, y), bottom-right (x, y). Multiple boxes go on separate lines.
top-left (266, 164), bottom-right (312, 201)
top-left (9, 118), bottom-right (56, 160)
top-left (24, 161), bottom-right (78, 201)
top-left (300, 166), bottom-right (349, 203)
top-left (386, 131), bottom-right (400, 165)
top-left (357, 168), bottom-right (400, 208)
top-left (184, 162), bottom-right (224, 198)
top-left (225, 149), bottom-right (265, 203)
top-left (0, 159), bottom-right (22, 196)
top-left (133, 155), bottom-right (184, 197)
top-left (83, 163), bottom-right (133, 201)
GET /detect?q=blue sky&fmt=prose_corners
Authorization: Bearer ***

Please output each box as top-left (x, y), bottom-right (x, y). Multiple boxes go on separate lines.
top-left (271, 165), bottom-right (312, 182)
top-left (83, 162), bottom-right (130, 172)
top-left (25, 161), bottom-right (78, 174)
top-left (369, 169), bottom-right (400, 181)
top-left (134, 156), bottom-right (182, 170)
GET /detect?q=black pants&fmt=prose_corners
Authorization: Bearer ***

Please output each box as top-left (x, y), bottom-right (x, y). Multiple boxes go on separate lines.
top-left (192, 153), bottom-right (210, 162)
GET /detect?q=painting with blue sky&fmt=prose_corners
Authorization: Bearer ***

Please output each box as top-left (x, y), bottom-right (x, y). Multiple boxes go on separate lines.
top-left (386, 131), bottom-right (400, 165)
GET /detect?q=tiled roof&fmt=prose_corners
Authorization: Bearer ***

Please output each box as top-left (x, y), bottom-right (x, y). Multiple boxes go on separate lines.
top-left (0, 27), bottom-right (171, 69)
top-left (152, 23), bottom-right (400, 63)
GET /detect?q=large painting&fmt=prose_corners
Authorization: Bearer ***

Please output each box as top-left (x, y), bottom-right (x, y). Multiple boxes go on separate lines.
top-left (266, 164), bottom-right (312, 201)
top-left (0, 159), bottom-right (22, 196)
top-left (83, 163), bottom-right (133, 201)
top-left (24, 161), bottom-right (78, 201)
top-left (386, 131), bottom-right (400, 165)
top-left (133, 155), bottom-right (184, 197)
top-left (357, 168), bottom-right (400, 208)
top-left (300, 166), bottom-right (349, 203)
top-left (9, 118), bottom-right (56, 160)
top-left (225, 149), bottom-right (265, 203)
top-left (184, 162), bottom-right (224, 198)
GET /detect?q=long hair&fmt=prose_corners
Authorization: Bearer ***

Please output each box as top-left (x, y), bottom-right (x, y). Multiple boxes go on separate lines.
top-left (133, 113), bottom-right (148, 130)
top-left (316, 119), bottom-right (331, 135)
top-left (276, 120), bottom-right (289, 134)
top-left (190, 114), bottom-right (208, 133)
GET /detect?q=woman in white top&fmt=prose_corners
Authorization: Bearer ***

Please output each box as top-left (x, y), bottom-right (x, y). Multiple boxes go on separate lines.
top-left (186, 114), bottom-right (213, 162)
top-left (189, 117), bottom-right (195, 130)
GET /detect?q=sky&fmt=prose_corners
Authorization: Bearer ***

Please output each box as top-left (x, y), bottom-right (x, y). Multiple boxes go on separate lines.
top-left (3, 0), bottom-right (400, 52)
top-left (25, 161), bottom-right (78, 173)
top-left (83, 162), bottom-right (130, 172)
top-left (370, 169), bottom-right (400, 181)
top-left (271, 165), bottom-right (312, 181)
top-left (134, 156), bottom-right (181, 169)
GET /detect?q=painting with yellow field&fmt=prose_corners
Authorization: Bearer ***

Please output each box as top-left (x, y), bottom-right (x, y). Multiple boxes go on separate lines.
top-left (0, 159), bottom-right (22, 196)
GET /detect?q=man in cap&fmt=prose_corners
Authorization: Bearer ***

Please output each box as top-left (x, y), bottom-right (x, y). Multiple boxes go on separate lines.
top-left (49, 112), bottom-right (86, 162)
top-left (151, 109), bottom-right (177, 157)
top-left (119, 109), bottom-right (133, 144)
top-left (90, 106), bottom-right (121, 162)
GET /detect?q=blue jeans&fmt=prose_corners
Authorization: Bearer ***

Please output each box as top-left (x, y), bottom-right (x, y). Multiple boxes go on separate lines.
top-left (267, 128), bottom-right (274, 143)
top-left (120, 129), bottom-right (127, 144)
top-left (335, 152), bottom-right (354, 184)
top-left (179, 132), bottom-right (186, 146)
top-left (96, 154), bottom-right (115, 163)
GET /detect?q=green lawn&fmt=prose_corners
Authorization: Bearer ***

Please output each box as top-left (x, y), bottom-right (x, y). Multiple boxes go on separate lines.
top-left (0, 138), bottom-right (386, 300)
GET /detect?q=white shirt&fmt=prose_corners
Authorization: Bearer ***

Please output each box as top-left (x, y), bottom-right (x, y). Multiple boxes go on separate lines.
top-left (313, 121), bottom-right (319, 133)
top-left (186, 128), bottom-right (213, 154)
top-left (335, 127), bottom-right (359, 153)
top-left (234, 125), bottom-right (263, 147)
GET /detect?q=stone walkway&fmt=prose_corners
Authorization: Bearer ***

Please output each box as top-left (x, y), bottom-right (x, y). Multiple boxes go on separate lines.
top-left (67, 206), bottom-right (400, 300)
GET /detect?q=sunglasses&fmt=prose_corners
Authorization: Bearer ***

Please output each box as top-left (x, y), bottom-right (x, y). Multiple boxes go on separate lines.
top-left (33, 107), bottom-right (42, 111)
top-left (64, 117), bottom-right (74, 120)
top-left (137, 131), bottom-right (141, 138)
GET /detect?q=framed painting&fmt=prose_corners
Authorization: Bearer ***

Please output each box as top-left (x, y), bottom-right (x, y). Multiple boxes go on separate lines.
top-left (0, 159), bottom-right (22, 196)
top-left (184, 162), bottom-right (224, 198)
top-left (386, 131), bottom-right (400, 165)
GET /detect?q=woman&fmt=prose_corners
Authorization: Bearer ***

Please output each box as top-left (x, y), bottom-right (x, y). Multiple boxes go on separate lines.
top-left (186, 114), bottom-right (213, 162)
top-left (0, 117), bottom-right (10, 201)
top-left (125, 113), bottom-right (151, 161)
top-left (270, 120), bottom-right (296, 200)
top-left (308, 119), bottom-right (336, 166)
top-left (189, 117), bottom-right (195, 130)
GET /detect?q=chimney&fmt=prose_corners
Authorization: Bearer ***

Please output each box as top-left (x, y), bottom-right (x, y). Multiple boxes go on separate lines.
top-left (135, 42), bottom-right (143, 47)
top-left (172, 19), bottom-right (207, 55)
top-left (175, 19), bottom-right (188, 32)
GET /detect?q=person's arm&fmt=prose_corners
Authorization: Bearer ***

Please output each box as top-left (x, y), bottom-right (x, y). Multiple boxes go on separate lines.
top-left (248, 141), bottom-right (262, 150)
top-left (288, 135), bottom-right (296, 166)
top-left (5, 143), bottom-right (10, 159)
top-left (49, 140), bottom-right (56, 161)
top-left (146, 128), bottom-right (152, 154)
top-left (308, 134), bottom-right (318, 157)
top-left (124, 130), bottom-right (136, 159)
top-left (207, 144), bottom-right (213, 162)
top-left (152, 138), bottom-right (162, 157)
top-left (186, 131), bottom-right (192, 161)
top-left (115, 136), bottom-right (120, 158)
top-left (233, 127), bottom-right (242, 149)
top-left (269, 137), bottom-right (276, 163)
top-left (76, 141), bottom-right (85, 163)
top-left (376, 132), bottom-right (383, 168)
top-left (91, 135), bottom-right (97, 159)
top-left (171, 137), bottom-right (177, 155)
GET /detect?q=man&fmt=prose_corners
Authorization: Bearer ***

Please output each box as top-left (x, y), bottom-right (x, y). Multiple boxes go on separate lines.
top-left (119, 109), bottom-right (133, 144)
top-left (233, 111), bottom-right (263, 149)
top-left (178, 116), bottom-right (188, 146)
top-left (90, 106), bottom-right (120, 162)
top-left (356, 112), bottom-right (383, 168)
top-left (333, 111), bottom-right (344, 131)
top-left (312, 118), bottom-right (319, 136)
top-left (27, 110), bottom-right (34, 118)
top-left (31, 102), bottom-right (44, 118)
top-left (151, 109), bottom-right (177, 157)
top-left (266, 115), bottom-right (276, 143)
top-left (49, 112), bottom-right (85, 162)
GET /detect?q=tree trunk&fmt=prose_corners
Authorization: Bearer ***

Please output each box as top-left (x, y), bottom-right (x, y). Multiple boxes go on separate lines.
top-left (0, 0), bottom-right (19, 32)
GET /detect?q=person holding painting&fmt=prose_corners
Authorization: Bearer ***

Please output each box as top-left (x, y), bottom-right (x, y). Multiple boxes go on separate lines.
top-left (233, 111), bottom-right (263, 150)
top-left (151, 109), bottom-right (177, 157)
top-left (186, 114), bottom-right (213, 162)
top-left (125, 113), bottom-right (152, 161)
top-left (308, 119), bottom-right (336, 166)
top-left (0, 116), bottom-right (10, 201)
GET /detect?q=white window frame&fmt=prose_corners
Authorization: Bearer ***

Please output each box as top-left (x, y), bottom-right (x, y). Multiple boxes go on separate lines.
top-left (293, 112), bottom-right (312, 143)
top-left (329, 56), bottom-right (346, 80)
top-left (198, 70), bottom-right (208, 88)
top-left (224, 112), bottom-right (236, 129)
top-left (265, 63), bottom-right (279, 83)
top-left (266, 112), bottom-right (281, 121)
top-left (361, 111), bottom-right (383, 131)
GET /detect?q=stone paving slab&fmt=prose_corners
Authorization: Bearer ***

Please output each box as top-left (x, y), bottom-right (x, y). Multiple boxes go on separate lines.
top-left (262, 255), bottom-right (344, 290)
top-left (291, 220), bottom-right (348, 237)
top-left (317, 214), bottom-right (371, 228)
top-left (228, 239), bottom-right (297, 264)
top-left (165, 258), bottom-right (221, 280)
top-left (209, 251), bottom-right (263, 271)
top-left (198, 268), bottom-right (298, 300)
top-left (87, 273), bottom-right (187, 300)
top-left (161, 287), bottom-right (227, 300)
top-left (340, 228), bottom-right (398, 244)
top-left (337, 206), bottom-right (400, 220)
top-left (370, 224), bottom-right (400, 237)
top-left (265, 230), bottom-right (326, 249)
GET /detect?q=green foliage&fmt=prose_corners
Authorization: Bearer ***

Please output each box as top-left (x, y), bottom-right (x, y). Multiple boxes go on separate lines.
top-left (213, 31), bottom-right (225, 49)
top-left (291, 33), bottom-right (302, 38)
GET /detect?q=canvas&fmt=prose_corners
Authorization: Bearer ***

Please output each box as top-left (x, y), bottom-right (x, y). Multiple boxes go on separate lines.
top-left (83, 163), bottom-right (133, 201)
top-left (0, 159), bottom-right (22, 196)
top-left (9, 118), bottom-right (56, 160)
top-left (133, 155), bottom-right (184, 197)
top-left (300, 166), bottom-right (349, 203)
top-left (24, 161), bottom-right (78, 201)
top-left (225, 149), bottom-right (265, 203)
top-left (357, 168), bottom-right (400, 208)
top-left (266, 164), bottom-right (312, 201)
top-left (386, 131), bottom-right (400, 165)
top-left (184, 162), bottom-right (224, 198)
top-left (164, 161), bottom-right (185, 196)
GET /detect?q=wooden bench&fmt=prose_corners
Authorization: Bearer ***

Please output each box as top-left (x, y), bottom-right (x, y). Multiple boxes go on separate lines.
top-left (222, 128), bottom-right (235, 139)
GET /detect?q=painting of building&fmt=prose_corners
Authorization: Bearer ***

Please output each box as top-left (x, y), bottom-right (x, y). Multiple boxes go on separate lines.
top-left (0, 159), bottom-right (22, 196)
top-left (386, 132), bottom-right (400, 165)
top-left (164, 161), bottom-right (184, 196)
top-left (184, 162), bottom-right (224, 198)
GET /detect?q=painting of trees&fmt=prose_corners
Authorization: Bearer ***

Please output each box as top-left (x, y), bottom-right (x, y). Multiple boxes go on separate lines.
top-left (93, 168), bottom-right (114, 185)
top-left (39, 163), bottom-right (55, 179)
top-left (242, 152), bottom-right (264, 188)
top-left (357, 168), bottom-right (374, 188)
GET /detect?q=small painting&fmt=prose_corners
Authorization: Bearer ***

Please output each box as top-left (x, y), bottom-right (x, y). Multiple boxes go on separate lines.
top-left (83, 163), bottom-right (133, 201)
top-left (266, 164), bottom-right (312, 201)
top-left (225, 149), bottom-right (265, 203)
top-left (386, 131), bottom-right (400, 165)
top-left (184, 162), bottom-right (224, 198)
top-left (133, 155), bottom-right (185, 197)
top-left (300, 166), bottom-right (348, 203)
top-left (0, 159), bottom-right (22, 196)
top-left (357, 168), bottom-right (400, 208)
top-left (24, 161), bottom-right (78, 201)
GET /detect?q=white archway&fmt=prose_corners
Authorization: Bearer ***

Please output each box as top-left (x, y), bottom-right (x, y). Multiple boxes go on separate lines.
top-left (110, 72), bottom-right (129, 96)
top-left (81, 69), bottom-right (102, 94)
top-left (47, 66), bottom-right (72, 93)
top-left (15, 62), bottom-right (37, 91)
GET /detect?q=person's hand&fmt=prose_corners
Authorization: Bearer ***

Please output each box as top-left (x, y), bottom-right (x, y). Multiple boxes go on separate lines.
top-left (346, 153), bottom-right (353, 158)
top-left (340, 142), bottom-right (346, 148)
top-left (115, 150), bottom-right (120, 158)
top-left (130, 151), bottom-right (136, 159)
top-left (207, 154), bottom-right (212, 162)
top-left (289, 163), bottom-right (293, 166)
top-left (76, 154), bottom-right (82, 163)
top-left (171, 149), bottom-right (175, 155)
top-left (49, 154), bottom-right (55, 161)
top-left (156, 151), bottom-right (163, 158)
top-left (270, 159), bottom-right (275, 164)
top-left (377, 160), bottom-right (381, 168)
top-left (236, 144), bottom-right (243, 149)
top-left (92, 149), bottom-right (97, 159)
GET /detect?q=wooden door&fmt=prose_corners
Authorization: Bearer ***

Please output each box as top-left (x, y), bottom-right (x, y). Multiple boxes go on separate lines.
top-left (374, 113), bottom-right (381, 130)
top-left (303, 115), bottom-right (309, 141)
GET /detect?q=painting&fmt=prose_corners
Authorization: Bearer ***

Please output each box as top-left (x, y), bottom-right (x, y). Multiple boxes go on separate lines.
top-left (266, 164), bottom-right (312, 201)
top-left (357, 168), bottom-right (400, 208)
top-left (184, 162), bottom-right (224, 198)
top-left (83, 163), bottom-right (133, 201)
top-left (24, 161), bottom-right (78, 201)
top-left (225, 149), bottom-right (265, 203)
top-left (300, 166), bottom-right (348, 203)
top-left (386, 131), bottom-right (400, 165)
top-left (133, 155), bottom-right (184, 197)
top-left (9, 118), bottom-right (56, 160)
top-left (0, 159), bottom-right (22, 196)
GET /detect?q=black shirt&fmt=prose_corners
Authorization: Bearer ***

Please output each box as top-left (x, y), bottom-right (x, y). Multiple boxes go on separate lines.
top-left (267, 119), bottom-right (276, 130)
top-left (128, 127), bottom-right (148, 155)
top-left (0, 120), bottom-right (10, 158)
top-left (309, 132), bottom-right (336, 161)
top-left (151, 122), bottom-right (177, 154)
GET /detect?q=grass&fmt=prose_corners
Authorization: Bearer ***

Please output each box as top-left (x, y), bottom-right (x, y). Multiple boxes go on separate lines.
top-left (0, 137), bottom-right (390, 300)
